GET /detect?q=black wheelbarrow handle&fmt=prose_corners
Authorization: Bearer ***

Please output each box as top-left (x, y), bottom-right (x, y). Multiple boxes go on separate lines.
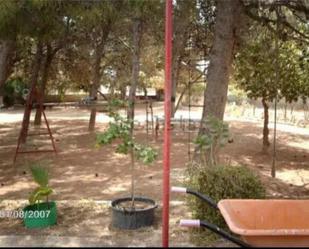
top-left (172, 187), bottom-right (251, 248)
top-left (171, 186), bottom-right (218, 210)
top-left (179, 219), bottom-right (251, 248)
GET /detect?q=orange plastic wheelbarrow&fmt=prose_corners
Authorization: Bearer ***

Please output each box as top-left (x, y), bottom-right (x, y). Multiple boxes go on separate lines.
top-left (172, 186), bottom-right (309, 247)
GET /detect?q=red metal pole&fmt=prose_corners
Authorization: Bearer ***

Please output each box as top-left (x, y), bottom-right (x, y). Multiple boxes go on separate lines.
top-left (162, 0), bottom-right (172, 247)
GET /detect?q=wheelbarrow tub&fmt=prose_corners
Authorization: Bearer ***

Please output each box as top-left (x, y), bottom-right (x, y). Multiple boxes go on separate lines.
top-left (218, 199), bottom-right (309, 247)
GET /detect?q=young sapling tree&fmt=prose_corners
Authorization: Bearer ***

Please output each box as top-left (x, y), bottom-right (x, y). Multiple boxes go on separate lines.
top-left (96, 99), bottom-right (157, 209)
top-left (194, 116), bottom-right (231, 167)
top-left (28, 163), bottom-right (53, 208)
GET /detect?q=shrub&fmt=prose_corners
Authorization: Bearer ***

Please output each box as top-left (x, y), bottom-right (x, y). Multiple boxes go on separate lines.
top-left (186, 164), bottom-right (266, 230)
top-left (3, 82), bottom-right (15, 107)
top-left (3, 78), bottom-right (27, 107)
top-left (193, 116), bottom-right (231, 166)
top-left (29, 163), bottom-right (53, 205)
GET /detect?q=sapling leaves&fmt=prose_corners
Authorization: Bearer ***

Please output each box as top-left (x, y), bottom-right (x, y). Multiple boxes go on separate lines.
top-left (194, 116), bottom-right (231, 166)
top-left (194, 134), bottom-right (212, 149)
top-left (96, 100), bottom-right (157, 165)
top-left (28, 164), bottom-right (53, 205)
top-left (30, 164), bottom-right (49, 187)
top-left (29, 186), bottom-right (53, 205)
top-left (135, 145), bottom-right (158, 164)
top-left (116, 142), bottom-right (130, 154)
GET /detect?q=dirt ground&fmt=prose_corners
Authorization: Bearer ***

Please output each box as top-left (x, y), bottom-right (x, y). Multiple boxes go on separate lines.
top-left (0, 103), bottom-right (308, 246)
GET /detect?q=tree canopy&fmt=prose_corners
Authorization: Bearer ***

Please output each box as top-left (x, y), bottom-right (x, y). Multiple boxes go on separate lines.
top-left (0, 0), bottom-right (308, 160)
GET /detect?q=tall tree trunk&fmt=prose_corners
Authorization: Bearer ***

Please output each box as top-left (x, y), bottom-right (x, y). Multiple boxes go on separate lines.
top-left (20, 41), bottom-right (43, 143)
top-left (304, 98), bottom-right (309, 121)
top-left (88, 43), bottom-right (104, 132)
top-left (127, 18), bottom-right (142, 123)
top-left (171, 57), bottom-right (182, 117)
top-left (120, 86), bottom-right (126, 100)
top-left (195, 0), bottom-right (244, 160)
top-left (174, 83), bottom-right (189, 114)
top-left (262, 97), bottom-right (270, 154)
top-left (0, 39), bottom-right (15, 95)
top-left (170, 0), bottom-right (195, 117)
top-left (290, 104), bottom-right (294, 119)
top-left (97, 89), bottom-right (108, 101)
top-left (174, 70), bottom-right (204, 114)
top-left (284, 99), bottom-right (288, 121)
top-left (88, 23), bottom-right (111, 132)
top-left (34, 44), bottom-right (53, 126)
top-left (127, 18), bottom-right (142, 206)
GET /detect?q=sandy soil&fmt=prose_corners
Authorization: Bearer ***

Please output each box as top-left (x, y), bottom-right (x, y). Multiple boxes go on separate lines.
top-left (0, 104), bottom-right (308, 246)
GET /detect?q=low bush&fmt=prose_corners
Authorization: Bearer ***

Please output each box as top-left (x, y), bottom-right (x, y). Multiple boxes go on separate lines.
top-left (3, 78), bottom-right (27, 107)
top-left (186, 164), bottom-right (266, 230)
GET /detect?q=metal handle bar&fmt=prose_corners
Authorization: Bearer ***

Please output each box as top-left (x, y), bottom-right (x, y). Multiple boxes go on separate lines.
top-left (171, 186), bottom-right (218, 210)
top-left (180, 219), bottom-right (251, 248)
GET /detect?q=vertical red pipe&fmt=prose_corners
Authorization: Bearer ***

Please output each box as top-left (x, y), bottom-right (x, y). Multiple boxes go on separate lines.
top-left (162, 0), bottom-right (172, 247)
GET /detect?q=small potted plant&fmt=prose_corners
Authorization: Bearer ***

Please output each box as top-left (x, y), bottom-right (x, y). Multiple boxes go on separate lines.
top-left (23, 163), bottom-right (57, 228)
top-left (96, 99), bottom-right (158, 230)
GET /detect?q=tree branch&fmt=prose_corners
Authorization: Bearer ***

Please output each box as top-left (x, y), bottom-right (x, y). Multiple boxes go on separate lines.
top-left (280, 18), bottom-right (309, 40)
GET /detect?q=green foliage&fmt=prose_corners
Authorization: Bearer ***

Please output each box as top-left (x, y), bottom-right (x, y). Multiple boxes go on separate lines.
top-left (29, 163), bottom-right (53, 205)
top-left (234, 26), bottom-right (309, 103)
top-left (134, 144), bottom-right (158, 164)
top-left (0, 1), bottom-right (21, 38)
top-left (194, 116), bottom-right (230, 166)
top-left (30, 165), bottom-right (49, 187)
top-left (29, 186), bottom-right (53, 206)
top-left (2, 81), bottom-right (14, 107)
top-left (75, 0), bottom-right (121, 29)
top-left (96, 100), bottom-right (157, 165)
top-left (186, 164), bottom-right (266, 230)
top-left (234, 26), bottom-right (309, 151)
top-left (227, 83), bottom-right (248, 105)
top-left (3, 78), bottom-right (27, 107)
top-left (0, 0), bottom-right (72, 40)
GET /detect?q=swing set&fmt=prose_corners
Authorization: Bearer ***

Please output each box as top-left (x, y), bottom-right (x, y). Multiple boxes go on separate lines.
top-left (13, 87), bottom-right (57, 164)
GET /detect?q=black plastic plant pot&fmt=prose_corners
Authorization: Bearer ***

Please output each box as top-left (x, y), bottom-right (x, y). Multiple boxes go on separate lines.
top-left (23, 201), bottom-right (57, 228)
top-left (111, 196), bottom-right (157, 230)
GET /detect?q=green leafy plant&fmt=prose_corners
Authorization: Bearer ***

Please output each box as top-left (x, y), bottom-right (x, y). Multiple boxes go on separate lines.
top-left (186, 164), bottom-right (266, 236)
top-left (194, 116), bottom-right (230, 166)
top-left (234, 26), bottom-right (309, 153)
top-left (3, 78), bottom-right (27, 107)
top-left (96, 99), bottom-right (157, 164)
top-left (29, 163), bottom-right (53, 206)
top-left (96, 99), bottom-right (158, 208)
